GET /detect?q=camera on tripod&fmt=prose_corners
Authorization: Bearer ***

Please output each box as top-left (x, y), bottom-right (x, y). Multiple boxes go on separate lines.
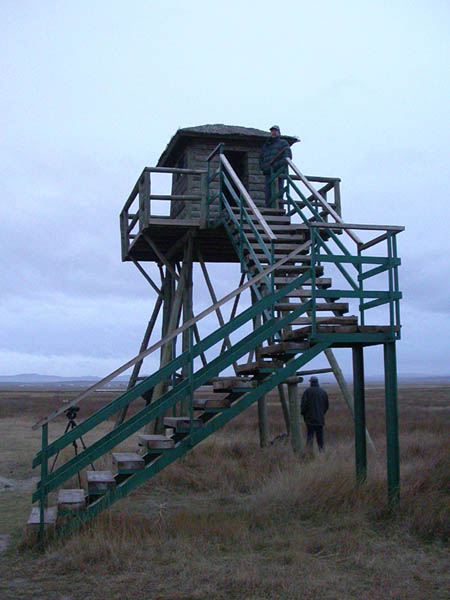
top-left (65, 406), bottom-right (80, 421)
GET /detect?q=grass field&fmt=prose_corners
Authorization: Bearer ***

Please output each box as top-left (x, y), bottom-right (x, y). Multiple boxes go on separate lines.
top-left (0, 382), bottom-right (449, 600)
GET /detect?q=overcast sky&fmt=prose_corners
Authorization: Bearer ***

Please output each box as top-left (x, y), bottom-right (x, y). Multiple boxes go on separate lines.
top-left (1, 0), bottom-right (449, 380)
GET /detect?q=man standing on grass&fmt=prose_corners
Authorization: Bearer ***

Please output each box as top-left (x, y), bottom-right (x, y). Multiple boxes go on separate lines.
top-left (259, 125), bottom-right (292, 208)
top-left (301, 376), bottom-right (329, 452)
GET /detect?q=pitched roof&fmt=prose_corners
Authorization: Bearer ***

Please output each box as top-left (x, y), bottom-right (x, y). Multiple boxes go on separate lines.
top-left (157, 124), bottom-right (299, 166)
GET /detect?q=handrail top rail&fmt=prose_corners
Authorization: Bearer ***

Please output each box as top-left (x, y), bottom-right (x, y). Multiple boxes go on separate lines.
top-left (121, 167), bottom-right (206, 214)
top-left (309, 222), bottom-right (405, 232)
top-left (32, 240), bottom-right (311, 430)
top-left (286, 158), bottom-right (363, 246)
top-left (220, 154), bottom-right (277, 241)
top-left (144, 166), bottom-right (205, 175)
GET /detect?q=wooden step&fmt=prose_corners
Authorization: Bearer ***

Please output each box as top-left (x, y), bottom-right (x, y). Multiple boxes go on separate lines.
top-left (230, 214), bottom-right (291, 225)
top-left (212, 377), bottom-right (257, 392)
top-left (290, 316), bottom-right (357, 325)
top-left (235, 360), bottom-right (283, 376)
top-left (242, 223), bottom-right (307, 233)
top-left (274, 277), bottom-right (332, 287)
top-left (112, 452), bottom-right (145, 473)
top-left (244, 233), bottom-right (307, 244)
top-left (231, 206), bottom-right (286, 216)
top-left (276, 302), bottom-right (349, 314)
top-left (274, 266), bottom-right (323, 276)
top-left (57, 489), bottom-right (86, 512)
top-left (86, 470), bottom-right (116, 495)
top-left (163, 417), bottom-right (203, 432)
top-left (27, 506), bottom-right (57, 533)
top-left (137, 434), bottom-right (174, 450)
top-left (259, 341), bottom-right (311, 357)
top-left (282, 289), bottom-right (340, 300)
top-left (248, 251), bottom-right (307, 263)
top-left (284, 325), bottom-right (358, 341)
top-left (194, 397), bottom-right (232, 409)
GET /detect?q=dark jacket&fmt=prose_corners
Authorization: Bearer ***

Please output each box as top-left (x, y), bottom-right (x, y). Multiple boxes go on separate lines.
top-left (301, 382), bottom-right (329, 426)
top-left (259, 136), bottom-right (292, 174)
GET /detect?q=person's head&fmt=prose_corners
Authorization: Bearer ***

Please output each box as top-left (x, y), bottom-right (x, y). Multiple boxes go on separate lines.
top-left (309, 376), bottom-right (319, 386)
top-left (270, 125), bottom-right (280, 138)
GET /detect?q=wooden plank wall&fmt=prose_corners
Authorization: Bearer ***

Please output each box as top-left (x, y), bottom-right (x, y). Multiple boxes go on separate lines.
top-left (170, 139), bottom-right (266, 221)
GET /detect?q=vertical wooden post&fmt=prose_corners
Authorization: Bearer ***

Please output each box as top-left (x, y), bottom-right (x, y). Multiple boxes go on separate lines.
top-left (384, 342), bottom-right (400, 504)
top-left (114, 294), bottom-right (163, 427)
top-left (257, 397), bottom-right (268, 448)
top-left (287, 377), bottom-right (301, 453)
top-left (277, 383), bottom-right (291, 434)
top-left (151, 235), bottom-right (193, 432)
top-left (352, 346), bottom-right (367, 483)
top-left (138, 170), bottom-right (151, 230)
top-left (324, 348), bottom-right (376, 455)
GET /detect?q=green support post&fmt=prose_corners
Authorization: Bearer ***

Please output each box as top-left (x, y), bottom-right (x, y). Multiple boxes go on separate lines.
top-left (39, 423), bottom-right (48, 546)
top-left (384, 341), bottom-right (400, 504)
top-left (352, 346), bottom-right (367, 483)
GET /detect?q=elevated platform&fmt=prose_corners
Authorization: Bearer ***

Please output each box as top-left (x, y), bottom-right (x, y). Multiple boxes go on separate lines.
top-left (125, 218), bottom-right (237, 263)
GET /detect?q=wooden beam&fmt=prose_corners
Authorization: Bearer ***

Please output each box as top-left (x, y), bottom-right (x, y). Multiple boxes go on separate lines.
top-left (197, 247), bottom-right (237, 371)
top-left (277, 383), bottom-right (291, 434)
top-left (131, 259), bottom-right (162, 296)
top-left (142, 232), bottom-right (180, 281)
top-left (114, 294), bottom-right (163, 427)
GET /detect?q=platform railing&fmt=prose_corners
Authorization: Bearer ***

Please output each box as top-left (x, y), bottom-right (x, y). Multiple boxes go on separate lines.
top-left (268, 157), bottom-right (404, 339)
top-left (120, 166), bottom-right (206, 259)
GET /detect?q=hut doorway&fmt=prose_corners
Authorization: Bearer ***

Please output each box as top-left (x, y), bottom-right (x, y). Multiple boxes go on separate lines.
top-left (223, 150), bottom-right (248, 205)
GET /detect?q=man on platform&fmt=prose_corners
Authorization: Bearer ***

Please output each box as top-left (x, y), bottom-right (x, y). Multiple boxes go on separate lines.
top-left (259, 125), bottom-right (292, 208)
top-left (301, 376), bottom-right (329, 452)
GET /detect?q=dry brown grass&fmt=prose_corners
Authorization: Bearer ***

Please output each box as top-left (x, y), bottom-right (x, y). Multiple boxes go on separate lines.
top-left (0, 383), bottom-right (449, 599)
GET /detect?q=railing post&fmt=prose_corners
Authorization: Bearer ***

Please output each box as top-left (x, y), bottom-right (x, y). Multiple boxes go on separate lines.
top-left (39, 423), bottom-right (48, 546)
top-left (200, 173), bottom-right (207, 228)
top-left (310, 228), bottom-right (317, 337)
top-left (334, 180), bottom-right (342, 217)
top-left (358, 245), bottom-right (365, 326)
top-left (270, 239), bottom-right (275, 318)
top-left (387, 232), bottom-right (395, 337)
top-left (239, 196), bottom-right (244, 267)
top-left (218, 149), bottom-right (223, 216)
top-left (138, 170), bottom-right (151, 231)
top-left (392, 233), bottom-right (401, 336)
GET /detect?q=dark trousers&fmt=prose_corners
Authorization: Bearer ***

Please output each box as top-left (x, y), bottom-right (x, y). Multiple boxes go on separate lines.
top-left (306, 424), bottom-right (324, 451)
top-left (264, 172), bottom-right (285, 208)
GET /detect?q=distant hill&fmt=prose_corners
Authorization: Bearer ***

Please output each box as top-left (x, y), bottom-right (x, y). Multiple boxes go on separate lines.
top-left (0, 373), bottom-right (130, 383)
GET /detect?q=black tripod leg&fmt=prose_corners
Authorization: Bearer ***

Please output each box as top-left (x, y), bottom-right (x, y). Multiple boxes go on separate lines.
top-left (79, 435), bottom-right (96, 471)
top-left (50, 421), bottom-right (71, 473)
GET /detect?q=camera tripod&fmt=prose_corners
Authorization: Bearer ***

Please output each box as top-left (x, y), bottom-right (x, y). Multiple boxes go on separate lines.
top-left (50, 407), bottom-right (96, 488)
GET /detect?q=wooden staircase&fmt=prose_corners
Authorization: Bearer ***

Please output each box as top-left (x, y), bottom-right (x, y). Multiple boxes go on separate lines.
top-left (28, 153), bottom-right (403, 542)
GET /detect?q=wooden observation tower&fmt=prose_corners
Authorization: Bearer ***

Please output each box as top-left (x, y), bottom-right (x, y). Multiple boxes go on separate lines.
top-left (29, 125), bottom-right (404, 542)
